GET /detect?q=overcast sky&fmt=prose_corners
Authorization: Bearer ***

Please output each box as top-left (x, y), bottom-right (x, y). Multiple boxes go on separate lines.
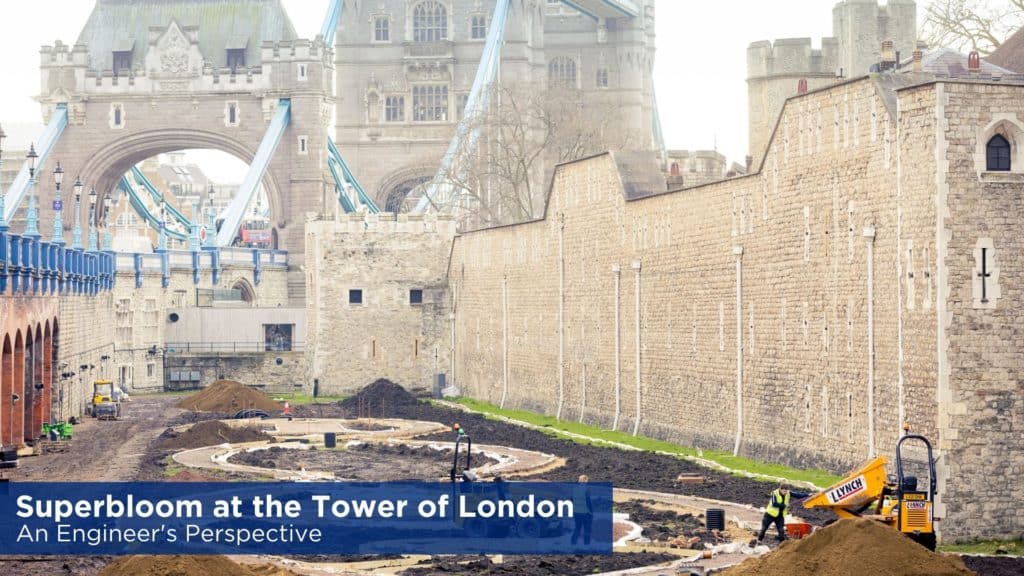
top-left (0, 1), bottom-right (930, 177)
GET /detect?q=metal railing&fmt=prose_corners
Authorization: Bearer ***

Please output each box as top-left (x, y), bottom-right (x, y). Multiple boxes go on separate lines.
top-left (0, 229), bottom-right (115, 295)
top-left (166, 341), bottom-right (305, 354)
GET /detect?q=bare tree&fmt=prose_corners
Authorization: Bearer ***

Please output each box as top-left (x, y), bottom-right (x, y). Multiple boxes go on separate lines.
top-left (418, 83), bottom-right (643, 227)
top-left (921, 0), bottom-right (1024, 55)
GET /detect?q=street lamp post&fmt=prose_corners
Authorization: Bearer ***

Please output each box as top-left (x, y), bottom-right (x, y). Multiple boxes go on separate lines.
top-left (189, 199), bottom-right (200, 251)
top-left (157, 198), bottom-right (167, 252)
top-left (204, 184), bottom-right (217, 249)
top-left (0, 123), bottom-right (7, 231)
top-left (51, 162), bottom-right (65, 245)
top-left (71, 177), bottom-right (83, 249)
top-left (87, 187), bottom-right (98, 251)
top-left (23, 144), bottom-right (40, 238)
top-left (103, 194), bottom-right (113, 251)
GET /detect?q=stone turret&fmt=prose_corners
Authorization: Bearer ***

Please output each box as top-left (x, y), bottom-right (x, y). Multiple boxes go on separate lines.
top-left (746, 37), bottom-right (839, 165)
top-left (747, 0), bottom-right (916, 164)
top-left (832, 0), bottom-right (917, 77)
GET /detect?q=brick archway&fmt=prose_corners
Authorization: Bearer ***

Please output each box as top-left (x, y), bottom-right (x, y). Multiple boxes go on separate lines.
top-left (1, 335), bottom-right (10, 447)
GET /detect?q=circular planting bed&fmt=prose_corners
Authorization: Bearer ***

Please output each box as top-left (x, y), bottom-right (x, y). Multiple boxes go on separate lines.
top-left (227, 442), bottom-right (498, 481)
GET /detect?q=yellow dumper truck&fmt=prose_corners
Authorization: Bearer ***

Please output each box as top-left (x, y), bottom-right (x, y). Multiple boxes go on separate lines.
top-left (804, 429), bottom-right (937, 550)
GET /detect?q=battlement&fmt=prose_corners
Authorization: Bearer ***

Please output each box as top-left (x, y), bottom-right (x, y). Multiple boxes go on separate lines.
top-left (40, 37), bottom-right (329, 98)
top-left (309, 212), bottom-right (458, 237)
top-left (747, 37), bottom-right (840, 80)
top-left (261, 38), bottom-right (326, 62)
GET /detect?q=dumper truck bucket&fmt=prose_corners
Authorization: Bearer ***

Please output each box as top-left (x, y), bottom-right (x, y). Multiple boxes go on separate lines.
top-left (804, 455), bottom-right (888, 510)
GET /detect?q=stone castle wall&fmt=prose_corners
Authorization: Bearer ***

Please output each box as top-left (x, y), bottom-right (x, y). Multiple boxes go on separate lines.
top-left (451, 77), bottom-right (934, 472)
top-left (442, 78), bottom-right (1024, 540)
top-left (305, 214), bottom-right (456, 395)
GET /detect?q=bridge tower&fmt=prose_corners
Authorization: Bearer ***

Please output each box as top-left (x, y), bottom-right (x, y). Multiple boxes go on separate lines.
top-left (35, 0), bottom-right (333, 274)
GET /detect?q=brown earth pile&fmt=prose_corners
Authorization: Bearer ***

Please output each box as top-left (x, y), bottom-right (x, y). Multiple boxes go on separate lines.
top-left (158, 420), bottom-right (268, 450)
top-left (178, 380), bottom-right (280, 412)
top-left (339, 379), bottom-right (422, 411)
top-left (98, 555), bottom-right (300, 576)
top-left (719, 519), bottom-right (976, 576)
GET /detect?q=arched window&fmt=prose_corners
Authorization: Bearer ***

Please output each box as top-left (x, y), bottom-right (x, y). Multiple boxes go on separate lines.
top-left (549, 56), bottom-right (577, 88)
top-left (413, 1), bottom-right (447, 43)
top-left (987, 134), bottom-right (1011, 171)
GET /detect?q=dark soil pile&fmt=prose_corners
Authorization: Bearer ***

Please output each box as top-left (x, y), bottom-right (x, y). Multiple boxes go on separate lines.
top-left (616, 499), bottom-right (712, 544)
top-left (99, 555), bottom-right (262, 576)
top-left (178, 380), bottom-right (280, 413)
top-left (158, 420), bottom-right (269, 450)
top-left (961, 556), bottom-right (1024, 576)
top-left (0, 556), bottom-right (111, 576)
top-left (399, 552), bottom-right (678, 575)
top-left (228, 443), bottom-right (498, 481)
top-left (718, 519), bottom-right (975, 576)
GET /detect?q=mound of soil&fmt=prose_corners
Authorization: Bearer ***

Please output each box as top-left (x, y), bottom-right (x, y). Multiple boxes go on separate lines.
top-left (616, 499), bottom-right (710, 544)
top-left (399, 552), bottom-right (677, 575)
top-left (158, 420), bottom-right (269, 450)
top-left (99, 555), bottom-right (263, 576)
top-left (178, 380), bottom-right (280, 413)
top-left (718, 518), bottom-right (975, 576)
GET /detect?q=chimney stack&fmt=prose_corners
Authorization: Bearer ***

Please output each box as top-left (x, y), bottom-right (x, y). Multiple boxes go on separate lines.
top-left (912, 50), bottom-right (923, 73)
top-left (880, 40), bottom-right (896, 71)
top-left (968, 51), bottom-right (981, 71)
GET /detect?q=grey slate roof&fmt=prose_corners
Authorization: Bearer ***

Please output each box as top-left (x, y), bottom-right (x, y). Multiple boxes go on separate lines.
top-left (75, 0), bottom-right (298, 72)
top-left (989, 27), bottom-right (1024, 73)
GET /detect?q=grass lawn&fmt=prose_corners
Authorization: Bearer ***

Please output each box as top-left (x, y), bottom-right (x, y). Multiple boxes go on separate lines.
top-left (270, 393), bottom-right (348, 405)
top-left (940, 539), bottom-right (1024, 555)
top-left (452, 397), bottom-right (843, 489)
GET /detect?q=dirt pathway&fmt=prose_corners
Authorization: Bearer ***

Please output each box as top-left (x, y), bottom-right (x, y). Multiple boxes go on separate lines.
top-left (7, 395), bottom-right (182, 482)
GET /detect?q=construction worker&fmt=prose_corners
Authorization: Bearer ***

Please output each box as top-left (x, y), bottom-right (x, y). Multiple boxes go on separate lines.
top-left (283, 400), bottom-right (292, 421)
top-left (571, 474), bottom-right (593, 545)
top-left (757, 485), bottom-right (809, 542)
top-left (453, 423), bottom-right (467, 438)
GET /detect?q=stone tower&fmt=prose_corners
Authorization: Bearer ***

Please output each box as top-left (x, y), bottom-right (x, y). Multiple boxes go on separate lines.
top-left (747, 0), bottom-right (916, 164)
top-left (833, 0), bottom-right (917, 78)
top-left (334, 0), bottom-right (657, 214)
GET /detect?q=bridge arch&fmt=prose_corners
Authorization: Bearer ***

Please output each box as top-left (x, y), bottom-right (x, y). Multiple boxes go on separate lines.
top-left (76, 129), bottom-right (286, 231)
top-left (377, 165), bottom-right (435, 213)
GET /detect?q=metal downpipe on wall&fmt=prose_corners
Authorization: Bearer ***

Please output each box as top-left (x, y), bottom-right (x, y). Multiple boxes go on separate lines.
top-left (501, 277), bottom-right (509, 409)
top-left (864, 226), bottom-right (877, 457)
top-left (612, 264), bottom-right (622, 431)
top-left (632, 260), bottom-right (642, 436)
top-left (733, 246), bottom-right (744, 457)
top-left (557, 215), bottom-right (565, 420)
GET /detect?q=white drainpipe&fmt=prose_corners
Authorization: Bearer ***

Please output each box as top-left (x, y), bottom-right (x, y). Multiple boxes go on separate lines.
top-left (557, 214), bottom-right (565, 420)
top-left (579, 361), bottom-right (587, 423)
top-left (733, 246), bottom-right (744, 456)
top-left (864, 225), bottom-right (876, 457)
top-left (632, 260), bottom-right (643, 436)
top-left (500, 276), bottom-right (509, 408)
top-left (612, 264), bottom-right (622, 431)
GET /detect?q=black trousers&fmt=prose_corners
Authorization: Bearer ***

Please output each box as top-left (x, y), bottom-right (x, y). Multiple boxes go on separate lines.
top-left (571, 513), bottom-right (593, 545)
top-left (758, 512), bottom-right (786, 541)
